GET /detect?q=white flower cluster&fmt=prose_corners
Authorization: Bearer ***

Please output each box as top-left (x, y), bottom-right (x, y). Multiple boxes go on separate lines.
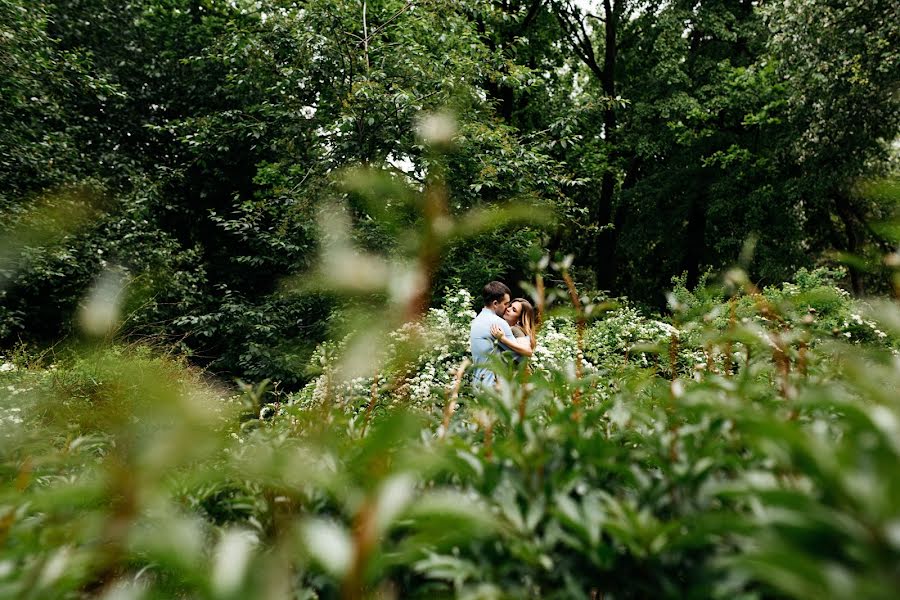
top-left (0, 405), bottom-right (24, 425)
top-left (1, 368), bottom-right (38, 443)
top-left (294, 291), bottom-right (476, 411)
top-left (580, 306), bottom-right (684, 372)
top-left (294, 290), bottom-right (699, 410)
top-left (586, 306), bottom-right (679, 355)
top-left (441, 288), bottom-right (479, 327)
top-left (841, 312), bottom-right (888, 340)
top-left (382, 301), bottom-right (473, 408)
top-left (530, 318), bottom-right (594, 374)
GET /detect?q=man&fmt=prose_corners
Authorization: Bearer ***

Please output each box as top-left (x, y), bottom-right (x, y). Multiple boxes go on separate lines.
top-left (470, 281), bottom-right (516, 388)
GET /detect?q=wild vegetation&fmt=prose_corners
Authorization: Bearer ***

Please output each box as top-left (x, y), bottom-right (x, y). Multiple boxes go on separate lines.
top-left (3, 263), bottom-right (900, 598)
top-left (2, 0), bottom-right (900, 598)
top-left (2, 0), bottom-right (898, 379)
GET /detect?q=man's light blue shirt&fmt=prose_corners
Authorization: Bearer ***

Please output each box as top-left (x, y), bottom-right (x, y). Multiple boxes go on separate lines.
top-left (470, 307), bottom-right (514, 387)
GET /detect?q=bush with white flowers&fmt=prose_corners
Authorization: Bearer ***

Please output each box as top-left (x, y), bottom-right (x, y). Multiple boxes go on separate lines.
top-left (292, 289), bottom-right (476, 413)
top-left (293, 267), bottom-right (900, 419)
top-left (293, 290), bottom-right (697, 413)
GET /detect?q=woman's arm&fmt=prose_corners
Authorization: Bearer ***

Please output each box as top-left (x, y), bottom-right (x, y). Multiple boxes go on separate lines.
top-left (491, 324), bottom-right (533, 357)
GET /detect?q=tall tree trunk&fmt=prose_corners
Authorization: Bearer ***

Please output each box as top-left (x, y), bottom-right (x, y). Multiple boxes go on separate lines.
top-left (835, 194), bottom-right (865, 295)
top-left (684, 188), bottom-right (707, 289)
top-left (472, 2), bottom-right (546, 123)
top-left (472, 15), bottom-right (512, 120)
top-left (594, 0), bottom-right (619, 290)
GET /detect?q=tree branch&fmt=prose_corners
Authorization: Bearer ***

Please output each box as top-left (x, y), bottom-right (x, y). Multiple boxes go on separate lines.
top-left (364, 0), bottom-right (417, 43)
top-left (552, 1), bottom-right (605, 81)
top-left (519, 0), bottom-right (546, 33)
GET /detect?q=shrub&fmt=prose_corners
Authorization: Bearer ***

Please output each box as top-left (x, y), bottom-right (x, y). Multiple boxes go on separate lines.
top-left (2, 268), bottom-right (899, 598)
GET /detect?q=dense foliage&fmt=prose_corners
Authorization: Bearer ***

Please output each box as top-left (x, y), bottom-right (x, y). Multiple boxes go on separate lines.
top-left (2, 2), bottom-right (900, 597)
top-left (3, 265), bottom-right (900, 598)
top-left (2, 0), bottom-right (898, 382)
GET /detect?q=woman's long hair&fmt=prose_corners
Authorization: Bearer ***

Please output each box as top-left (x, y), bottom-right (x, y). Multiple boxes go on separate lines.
top-left (512, 298), bottom-right (537, 350)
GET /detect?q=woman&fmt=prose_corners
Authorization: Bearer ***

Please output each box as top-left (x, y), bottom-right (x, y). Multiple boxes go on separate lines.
top-left (490, 297), bottom-right (537, 360)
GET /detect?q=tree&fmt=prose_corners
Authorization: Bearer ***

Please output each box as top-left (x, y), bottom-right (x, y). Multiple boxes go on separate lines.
top-left (766, 0), bottom-right (900, 294)
top-left (1, 0), bottom-right (566, 382)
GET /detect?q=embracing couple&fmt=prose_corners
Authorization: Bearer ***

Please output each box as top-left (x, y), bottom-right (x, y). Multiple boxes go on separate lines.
top-left (469, 281), bottom-right (537, 388)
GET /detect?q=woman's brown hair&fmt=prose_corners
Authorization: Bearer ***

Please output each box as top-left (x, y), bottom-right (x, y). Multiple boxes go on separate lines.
top-left (511, 298), bottom-right (537, 350)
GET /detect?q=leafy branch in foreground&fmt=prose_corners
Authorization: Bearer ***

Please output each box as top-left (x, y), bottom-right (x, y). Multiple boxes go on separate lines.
top-left (5, 258), bottom-right (899, 598)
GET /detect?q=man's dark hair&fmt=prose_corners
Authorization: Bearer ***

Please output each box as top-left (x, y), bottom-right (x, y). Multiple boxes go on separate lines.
top-left (482, 281), bottom-right (511, 306)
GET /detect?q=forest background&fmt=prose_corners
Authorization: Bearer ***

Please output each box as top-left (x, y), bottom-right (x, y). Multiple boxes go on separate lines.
top-left (3, 2), bottom-right (900, 599)
top-left (2, 0), bottom-right (898, 385)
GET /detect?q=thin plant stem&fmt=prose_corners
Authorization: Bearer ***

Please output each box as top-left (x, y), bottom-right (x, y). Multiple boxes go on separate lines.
top-left (360, 371), bottom-right (380, 437)
top-left (441, 358), bottom-right (470, 439)
top-left (724, 296), bottom-right (736, 375)
top-left (561, 268), bottom-right (584, 410)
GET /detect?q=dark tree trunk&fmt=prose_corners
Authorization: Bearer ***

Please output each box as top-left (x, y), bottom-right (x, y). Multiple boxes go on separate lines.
top-left (472, 2), bottom-right (546, 123)
top-left (683, 189), bottom-right (707, 289)
top-left (835, 194), bottom-right (865, 295)
top-left (594, 0), bottom-right (619, 290)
